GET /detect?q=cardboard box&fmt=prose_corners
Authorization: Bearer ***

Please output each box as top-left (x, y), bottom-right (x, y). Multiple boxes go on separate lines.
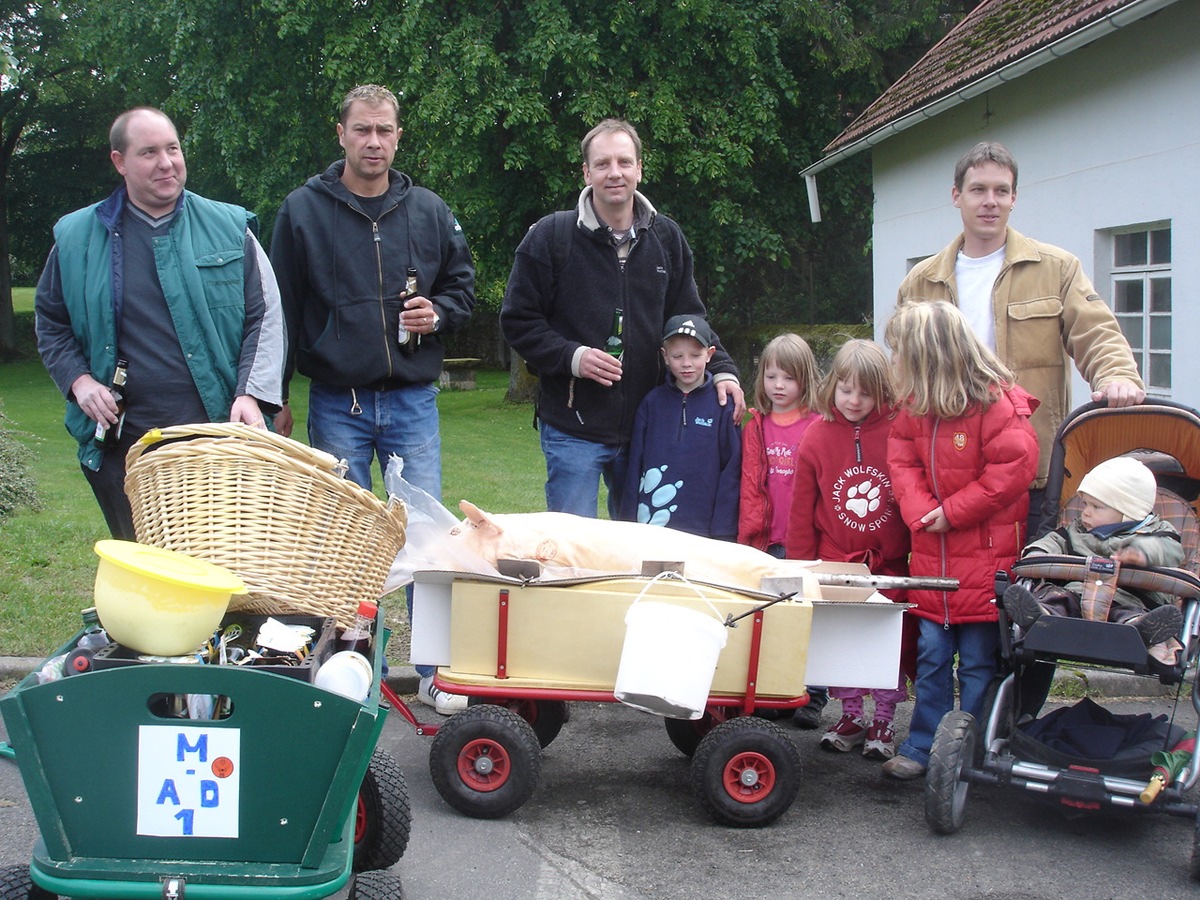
top-left (761, 562), bottom-right (908, 689)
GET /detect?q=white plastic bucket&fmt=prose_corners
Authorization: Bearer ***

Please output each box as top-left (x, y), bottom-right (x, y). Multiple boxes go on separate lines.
top-left (614, 583), bottom-right (728, 720)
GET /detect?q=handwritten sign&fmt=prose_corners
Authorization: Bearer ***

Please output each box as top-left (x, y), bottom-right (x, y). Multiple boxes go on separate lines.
top-left (136, 725), bottom-right (240, 838)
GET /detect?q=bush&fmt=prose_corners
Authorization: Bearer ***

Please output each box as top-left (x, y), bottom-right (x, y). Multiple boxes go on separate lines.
top-left (720, 322), bottom-right (875, 376)
top-left (0, 401), bottom-right (42, 517)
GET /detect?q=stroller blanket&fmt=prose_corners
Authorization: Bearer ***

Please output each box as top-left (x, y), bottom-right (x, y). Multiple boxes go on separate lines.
top-left (1012, 697), bottom-right (1185, 777)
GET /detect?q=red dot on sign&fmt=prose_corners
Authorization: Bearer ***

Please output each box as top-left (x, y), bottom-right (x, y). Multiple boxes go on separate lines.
top-left (211, 757), bottom-right (234, 778)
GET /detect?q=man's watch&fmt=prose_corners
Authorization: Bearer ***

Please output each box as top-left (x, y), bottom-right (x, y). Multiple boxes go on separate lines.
top-left (430, 310), bottom-right (441, 332)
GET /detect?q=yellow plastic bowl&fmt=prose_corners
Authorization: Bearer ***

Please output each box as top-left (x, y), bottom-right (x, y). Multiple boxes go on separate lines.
top-left (93, 540), bottom-right (248, 656)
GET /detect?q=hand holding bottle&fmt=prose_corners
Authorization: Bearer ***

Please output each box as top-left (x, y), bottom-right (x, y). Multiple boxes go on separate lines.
top-left (579, 347), bottom-right (623, 386)
top-left (398, 267), bottom-right (439, 353)
top-left (72, 372), bottom-right (122, 427)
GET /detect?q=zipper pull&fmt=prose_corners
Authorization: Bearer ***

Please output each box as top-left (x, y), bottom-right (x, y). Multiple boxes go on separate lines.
top-left (372, 222), bottom-right (381, 243)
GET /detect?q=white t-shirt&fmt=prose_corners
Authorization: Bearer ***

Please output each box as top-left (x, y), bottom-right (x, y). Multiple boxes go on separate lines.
top-left (955, 245), bottom-right (1006, 351)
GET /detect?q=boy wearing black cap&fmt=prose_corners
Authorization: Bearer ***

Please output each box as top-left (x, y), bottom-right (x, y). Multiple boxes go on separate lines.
top-left (617, 315), bottom-right (741, 539)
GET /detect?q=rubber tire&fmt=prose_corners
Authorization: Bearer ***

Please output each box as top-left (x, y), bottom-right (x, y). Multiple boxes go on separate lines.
top-left (1190, 814), bottom-right (1200, 881)
top-left (0, 865), bottom-right (55, 900)
top-left (349, 867), bottom-right (406, 899)
top-left (664, 709), bottom-right (726, 758)
top-left (691, 717), bottom-right (802, 828)
top-left (467, 697), bottom-right (568, 749)
top-left (429, 704), bottom-right (542, 819)
top-left (924, 709), bottom-right (978, 835)
top-left (354, 747), bottom-right (412, 871)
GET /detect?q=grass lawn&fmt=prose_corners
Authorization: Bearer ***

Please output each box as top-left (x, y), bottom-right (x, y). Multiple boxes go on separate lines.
top-left (0, 360), bottom-right (552, 658)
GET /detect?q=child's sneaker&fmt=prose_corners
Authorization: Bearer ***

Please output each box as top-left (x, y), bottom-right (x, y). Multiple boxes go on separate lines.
top-left (1001, 583), bottom-right (1044, 631)
top-left (863, 719), bottom-right (896, 760)
top-left (819, 714), bottom-right (867, 752)
top-left (1132, 604), bottom-right (1183, 648)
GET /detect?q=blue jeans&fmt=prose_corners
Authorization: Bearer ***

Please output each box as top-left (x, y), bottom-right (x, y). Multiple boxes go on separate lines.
top-left (308, 380), bottom-right (441, 677)
top-left (540, 422), bottom-right (628, 519)
top-left (307, 381), bottom-right (441, 497)
top-left (897, 617), bottom-right (998, 766)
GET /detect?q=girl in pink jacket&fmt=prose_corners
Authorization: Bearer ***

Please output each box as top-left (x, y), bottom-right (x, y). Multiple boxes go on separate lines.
top-left (736, 333), bottom-right (825, 727)
top-left (881, 301), bottom-right (1039, 780)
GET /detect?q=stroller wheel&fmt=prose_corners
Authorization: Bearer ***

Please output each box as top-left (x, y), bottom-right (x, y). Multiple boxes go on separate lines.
top-left (924, 710), bottom-right (978, 835)
top-left (1190, 814), bottom-right (1200, 881)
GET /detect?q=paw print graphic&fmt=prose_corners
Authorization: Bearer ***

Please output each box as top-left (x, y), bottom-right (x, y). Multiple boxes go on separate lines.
top-left (845, 480), bottom-right (881, 519)
top-left (638, 465), bottom-right (682, 527)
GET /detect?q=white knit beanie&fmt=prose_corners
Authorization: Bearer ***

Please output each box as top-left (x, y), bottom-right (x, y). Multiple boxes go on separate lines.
top-left (1078, 456), bottom-right (1157, 521)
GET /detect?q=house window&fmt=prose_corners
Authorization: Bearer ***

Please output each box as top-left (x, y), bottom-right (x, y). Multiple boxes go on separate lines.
top-left (1111, 225), bottom-right (1171, 394)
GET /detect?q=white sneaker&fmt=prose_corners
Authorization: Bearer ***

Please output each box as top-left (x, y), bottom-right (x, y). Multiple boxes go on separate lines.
top-left (417, 675), bottom-right (467, 715)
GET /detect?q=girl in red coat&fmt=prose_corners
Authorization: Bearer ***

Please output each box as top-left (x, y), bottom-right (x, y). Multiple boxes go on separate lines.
top-left (787, 339), bottom-right (912, 760)
top-left (737, 333), bottom-right (824, 725)
top-left (882, 301), bottom-right (1039, 780)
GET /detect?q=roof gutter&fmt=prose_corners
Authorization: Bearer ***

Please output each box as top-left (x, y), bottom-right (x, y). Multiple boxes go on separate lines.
top-left (800, 0), bottom-right (1178, 222)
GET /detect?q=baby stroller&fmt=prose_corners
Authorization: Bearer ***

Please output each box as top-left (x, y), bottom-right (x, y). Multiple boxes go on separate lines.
top-left (923, 399), bottom-right (1200, 877)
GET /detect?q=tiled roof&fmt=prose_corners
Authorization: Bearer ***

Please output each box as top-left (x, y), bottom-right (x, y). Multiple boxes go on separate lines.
top-left (825, 0), bottom-right (1163, 154)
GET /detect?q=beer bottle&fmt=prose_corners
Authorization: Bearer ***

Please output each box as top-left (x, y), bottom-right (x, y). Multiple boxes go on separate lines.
top-left (94, 358), bottom-right (128, 449)
top-left (604, 308), bottom-right (624, 360)
top-left (398, 267), bottom-right (419, 353)
top-left (397, 268), bottom-right (418, 347)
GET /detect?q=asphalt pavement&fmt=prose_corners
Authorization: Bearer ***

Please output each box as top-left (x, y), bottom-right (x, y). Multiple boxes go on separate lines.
top-left (2, 659), bottom-right (1199, 900)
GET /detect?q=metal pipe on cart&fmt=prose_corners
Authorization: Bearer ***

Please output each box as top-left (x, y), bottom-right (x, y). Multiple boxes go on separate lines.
top-left (725, 573), bottom-right (960, 628)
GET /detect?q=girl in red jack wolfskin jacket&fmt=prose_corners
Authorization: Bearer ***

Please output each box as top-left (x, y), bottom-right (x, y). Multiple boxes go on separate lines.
top-left (881, 301), bottom-right (1039, 780)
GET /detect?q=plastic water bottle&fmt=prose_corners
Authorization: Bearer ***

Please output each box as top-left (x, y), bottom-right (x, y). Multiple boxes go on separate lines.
top-left (59, 608), bottom-right (111, 677)
top-left (76, 607), bottom-right (109, 652)
top-left (35, 654), bottom-right (67, 684)
top-left (339, 601), bottom-right (378, 655)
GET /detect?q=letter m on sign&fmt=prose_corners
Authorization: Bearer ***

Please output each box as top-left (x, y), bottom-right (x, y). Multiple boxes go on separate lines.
top-left (177, 732), bottom-right (208, 762)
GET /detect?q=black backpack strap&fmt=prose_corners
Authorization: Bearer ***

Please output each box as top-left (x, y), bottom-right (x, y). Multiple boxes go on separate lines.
top-left (522, 210), bottom-right (577, 391)
top-left (549, 209), bottom-right (576, 286)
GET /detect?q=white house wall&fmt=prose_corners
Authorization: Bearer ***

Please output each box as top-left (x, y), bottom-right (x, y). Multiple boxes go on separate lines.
top-left (869, 0), bottom-right (1199, 408)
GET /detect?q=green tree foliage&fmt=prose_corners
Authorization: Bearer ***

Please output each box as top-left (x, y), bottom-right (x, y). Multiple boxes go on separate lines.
top-left (7, 1), bottom-right (963, 336)
top-left (0, 0), bottom-right (173, 354)
top-left (84, 0), bottom-right (955, 324)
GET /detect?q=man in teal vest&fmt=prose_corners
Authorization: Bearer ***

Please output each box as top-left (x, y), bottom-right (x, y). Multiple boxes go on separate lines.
top-left (35, 107), bottom-right (284, 539)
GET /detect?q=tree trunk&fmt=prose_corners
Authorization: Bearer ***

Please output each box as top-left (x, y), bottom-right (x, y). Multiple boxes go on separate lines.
top-left (0, 108), bottom-right (28, 360)
top-left (506, 353), bottom-right (537, 404)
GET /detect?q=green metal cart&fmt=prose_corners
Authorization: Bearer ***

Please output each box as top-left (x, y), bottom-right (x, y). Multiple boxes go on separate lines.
top-left (0, 621), bottom-right (407, 900)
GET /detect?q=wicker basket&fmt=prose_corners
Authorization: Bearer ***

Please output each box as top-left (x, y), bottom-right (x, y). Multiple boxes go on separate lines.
top-left (125, 423), bottom-right (407, 630)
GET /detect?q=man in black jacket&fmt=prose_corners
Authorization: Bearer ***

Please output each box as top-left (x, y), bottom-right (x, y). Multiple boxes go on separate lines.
top-left (271, 84), bottom-right (476, 495)
top-left (501, 119), bottom-right (743, 518)
top-left (271, 84), bottom-right (475, 714)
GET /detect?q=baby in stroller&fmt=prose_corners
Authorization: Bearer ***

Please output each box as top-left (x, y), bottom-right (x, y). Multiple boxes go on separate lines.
top-left (1002, 455), bottom-right (1184, 654)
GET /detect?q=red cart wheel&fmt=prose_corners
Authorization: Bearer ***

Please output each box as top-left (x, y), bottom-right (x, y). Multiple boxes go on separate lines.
top-left (456, 736), bottom-right (513, 791)
top-left (721, 749), bottom-right (777, 802)
top-left (663, 707), bottom-right (732, 758)
top-left (467, 697), bottom-right (568, 748)
top-left (0, 864), bottom-right (56, 899)
top-left (348, 867), bottom-right (406, 899)
top-left (430, 705), bottom-right (541, 818)
top-left (354, 747), bottom-right (411, 871)
top-left (691, 717), bottom-right (801, 827)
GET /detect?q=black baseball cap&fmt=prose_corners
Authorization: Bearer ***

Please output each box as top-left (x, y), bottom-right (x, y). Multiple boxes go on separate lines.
top-left (662, 315), bottom-right (714, 348)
